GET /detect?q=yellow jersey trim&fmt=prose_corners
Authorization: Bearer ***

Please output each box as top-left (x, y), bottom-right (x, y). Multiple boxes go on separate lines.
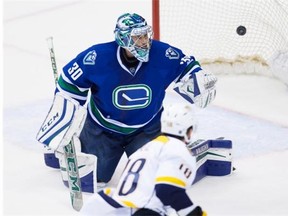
top-left (121, 200), bottom-right (137, 208)
top-left (156, 176), bottom-right (186, 187)
top-left (154, 135), bottom-right (169, 143)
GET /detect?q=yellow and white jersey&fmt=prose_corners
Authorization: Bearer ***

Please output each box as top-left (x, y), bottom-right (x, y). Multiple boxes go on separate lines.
top-left (112, 135), bottom-right (196, 212)
top-left (80, 135), bottom-right (197, 216)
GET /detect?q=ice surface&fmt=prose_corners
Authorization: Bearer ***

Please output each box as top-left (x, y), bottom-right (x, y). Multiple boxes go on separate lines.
top-left (3, 1), bottom-right (288, 215)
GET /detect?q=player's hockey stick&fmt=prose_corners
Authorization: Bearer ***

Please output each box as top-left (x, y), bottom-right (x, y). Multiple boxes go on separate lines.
top-left (46, 36), bottom-right (83, 211)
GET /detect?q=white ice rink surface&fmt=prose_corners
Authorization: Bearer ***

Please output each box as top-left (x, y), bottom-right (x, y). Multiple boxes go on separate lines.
top-left (3, 1), bottom-right (288, 215)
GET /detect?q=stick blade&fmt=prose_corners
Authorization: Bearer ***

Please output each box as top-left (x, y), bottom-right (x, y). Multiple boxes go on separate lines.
top-left (71, 194), bottom-right (83, 211)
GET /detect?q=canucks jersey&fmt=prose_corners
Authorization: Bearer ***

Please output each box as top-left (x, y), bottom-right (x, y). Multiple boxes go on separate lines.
top-left (57, 40), bottom-right (202, 134)
top-left (80, 135), bottom-right (197, 216)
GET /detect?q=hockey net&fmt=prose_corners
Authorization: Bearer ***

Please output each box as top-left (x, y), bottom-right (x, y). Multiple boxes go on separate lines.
top-left (152, 0), bottom-right (288, 85)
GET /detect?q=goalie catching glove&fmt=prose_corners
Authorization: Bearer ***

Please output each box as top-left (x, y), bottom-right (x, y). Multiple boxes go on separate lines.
top-left (174, 69), bottom-right (217, 108)
top-left (36, 92), bottom-right (87, 151)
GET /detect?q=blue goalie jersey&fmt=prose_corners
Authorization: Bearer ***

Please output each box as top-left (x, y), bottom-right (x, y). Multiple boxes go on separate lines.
top-left (56, 40), bottom-right (202, 134)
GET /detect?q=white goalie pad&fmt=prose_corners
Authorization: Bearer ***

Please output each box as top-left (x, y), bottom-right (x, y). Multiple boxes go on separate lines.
top-left (188, 138), bottom-right (233, 184)
top-left (36, 92), bottom-right (87, 150)
top-left (56, 136), bottom-right (98, 193)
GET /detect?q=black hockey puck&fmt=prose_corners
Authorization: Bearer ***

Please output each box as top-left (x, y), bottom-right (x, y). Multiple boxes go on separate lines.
top-left (236, 25), bottom-right (246, 36)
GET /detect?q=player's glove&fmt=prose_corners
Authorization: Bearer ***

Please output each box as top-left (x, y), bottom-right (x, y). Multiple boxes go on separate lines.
top-left (174, 69), bottom-right (217, 108)
top-left (132, 208), bottom-right (162, 215)
top-left (177, 205), bottom-right (207, 216)
top-left (186, 206), bottom-right (207, 216)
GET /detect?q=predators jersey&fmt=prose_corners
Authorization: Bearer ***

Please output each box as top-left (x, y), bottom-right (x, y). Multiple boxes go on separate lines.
top-left (80, 135), bottom-right (197, 216)
top-left (114, 135), bottom-right (196, 209)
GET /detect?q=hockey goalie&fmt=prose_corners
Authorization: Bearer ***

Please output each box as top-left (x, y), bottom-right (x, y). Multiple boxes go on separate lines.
top-left (36, 92), bottom-right (233, 196)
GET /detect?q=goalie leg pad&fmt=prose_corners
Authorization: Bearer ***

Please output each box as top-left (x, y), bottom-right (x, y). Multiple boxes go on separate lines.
top-left (206, 160), bottom-right (232, 176)
top-left (43, 146), bottom-right (60, 169)
top-left (191, 139), bottom-right (233, 184)
top-left (56, 136), bottom-right (97, 193)
top-left (206, 139), bottom-right (232, 176)
top-left (57, 151), bottom-right (97, 193)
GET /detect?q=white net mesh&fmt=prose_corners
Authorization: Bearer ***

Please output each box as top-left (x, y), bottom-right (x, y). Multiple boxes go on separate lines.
top-left (158, 0), bottom-right (288, 84)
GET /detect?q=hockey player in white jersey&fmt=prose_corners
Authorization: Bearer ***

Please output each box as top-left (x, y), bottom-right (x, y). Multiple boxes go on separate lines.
top-left (80, 103), bottom-right (208, 216)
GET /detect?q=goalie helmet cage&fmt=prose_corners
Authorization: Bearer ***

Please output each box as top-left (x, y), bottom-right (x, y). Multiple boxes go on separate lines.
top-left (152, 0), bottom-right (288, 85)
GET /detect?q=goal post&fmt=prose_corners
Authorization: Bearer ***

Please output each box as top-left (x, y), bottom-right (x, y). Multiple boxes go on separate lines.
top-left (152, 0), bottom-right (160, 40)
top-left (152, 0), bottom-right (288, 85)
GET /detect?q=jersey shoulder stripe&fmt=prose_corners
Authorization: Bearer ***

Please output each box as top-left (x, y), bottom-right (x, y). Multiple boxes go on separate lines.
top-left (153, 135), bottom-right (169, 144)
top-left (120, 200), bottom-right (137, 208)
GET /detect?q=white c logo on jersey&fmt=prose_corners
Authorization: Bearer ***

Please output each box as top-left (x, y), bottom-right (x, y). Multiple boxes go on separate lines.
top-left (112, 84), bottom-right (152, 110)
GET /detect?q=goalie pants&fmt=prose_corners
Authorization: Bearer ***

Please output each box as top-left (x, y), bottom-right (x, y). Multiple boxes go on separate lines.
top-left (79, 115), bottom-right (162, 183)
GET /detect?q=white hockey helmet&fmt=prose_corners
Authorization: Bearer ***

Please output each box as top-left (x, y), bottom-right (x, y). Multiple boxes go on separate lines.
top-left (114, 13), bottom-right (153, 62)
top-left (161, 103), bottom-right (196, 143)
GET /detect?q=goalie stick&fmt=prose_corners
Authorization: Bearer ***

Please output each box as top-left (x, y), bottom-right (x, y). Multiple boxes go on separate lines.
top-left (46, 36), bottom-right (83, 211)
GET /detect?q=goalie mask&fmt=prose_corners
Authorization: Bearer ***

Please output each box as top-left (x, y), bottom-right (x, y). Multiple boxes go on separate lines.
top-left (114, 13), bottom-right (153, 62)
top-left (161, 103), bottom-right (196, 144)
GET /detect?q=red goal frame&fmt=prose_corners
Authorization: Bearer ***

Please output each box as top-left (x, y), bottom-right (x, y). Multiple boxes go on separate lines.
top-left (152, 0), bottom-right (160, 40)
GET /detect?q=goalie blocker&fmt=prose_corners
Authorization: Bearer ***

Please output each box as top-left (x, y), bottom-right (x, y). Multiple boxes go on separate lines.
top-left (36, 92), bottom-right (87, 150)
top-left (36, 92), bottom-right (98, 193)
top-left (37, 92), bottom-right (84, 169)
